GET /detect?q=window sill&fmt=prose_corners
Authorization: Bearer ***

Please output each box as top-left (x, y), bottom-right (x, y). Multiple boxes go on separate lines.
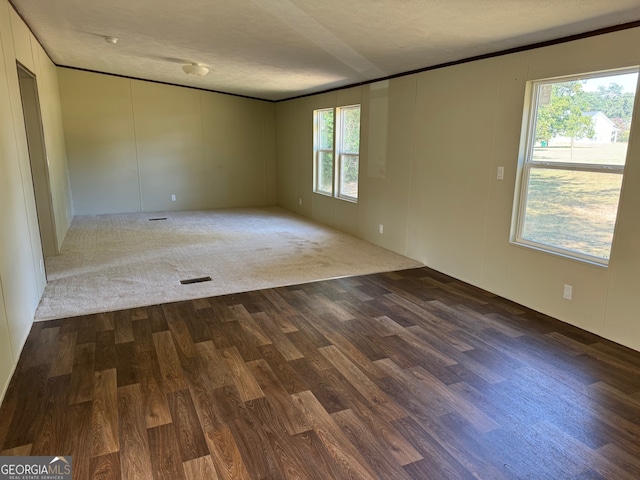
top-left (509, 240), bottom-right (609, 268)
top-left (312, 190), bottom-right (333, 198)
top-left (337, 195), bottom-right (358, 204)
top-left (312, 191), bottom-right (358, 204)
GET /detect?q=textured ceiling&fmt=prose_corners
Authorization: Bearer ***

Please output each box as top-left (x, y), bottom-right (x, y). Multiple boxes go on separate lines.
top-left (10, 0), bottom-right (640, 101)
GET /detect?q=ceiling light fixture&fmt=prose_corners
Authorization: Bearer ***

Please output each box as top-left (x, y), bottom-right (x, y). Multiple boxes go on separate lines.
top-left (104, 36), bottom-right (118, 44)
top-left (182, 63), bottom-right (209, 77)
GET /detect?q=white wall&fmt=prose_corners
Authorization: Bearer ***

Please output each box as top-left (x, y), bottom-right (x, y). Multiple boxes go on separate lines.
top-left (276, 27), bottom-right (640, 352)
top-left (58, 69), bottom-right (277, 215)
top-left (0, 1), bottom-right (72, 401)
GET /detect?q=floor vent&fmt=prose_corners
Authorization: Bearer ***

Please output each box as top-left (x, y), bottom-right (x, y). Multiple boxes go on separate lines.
top-left (180, 276), bottom-right (212, 285)
top-left (149, 217), bottom-right (167, 221)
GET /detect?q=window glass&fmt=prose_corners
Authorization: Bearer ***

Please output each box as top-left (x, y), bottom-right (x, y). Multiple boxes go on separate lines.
top-left (522, 168), bottom-right (623, 260)
top-left (318, 109), bottom-right (334, 150)
top-left (341, 106), bottom-right (361, 153)
top-left (532, 72), bottom-right (637, 167)
top-left (317, 152), bottom-right (334, 195)
top-left (339, 154), bottom-right (359, 199)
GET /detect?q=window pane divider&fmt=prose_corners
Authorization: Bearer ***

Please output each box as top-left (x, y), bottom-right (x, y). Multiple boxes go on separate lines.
top-left (529, 162), bottom-right (624, 174)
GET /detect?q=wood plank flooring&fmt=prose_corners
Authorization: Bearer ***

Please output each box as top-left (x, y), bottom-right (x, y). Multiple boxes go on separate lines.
top-left (2, 266), bottom-right (640, 479)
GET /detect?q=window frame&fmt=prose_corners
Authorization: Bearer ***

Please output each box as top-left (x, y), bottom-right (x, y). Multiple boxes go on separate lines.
top-left (335, 104), bottom-right (361, 202)
top-left (312, 104), bottom-right (361, 203)
top-left (313, 108), bottom-right (335, 197)
top-left (512, 67), bottom-right (638, 266)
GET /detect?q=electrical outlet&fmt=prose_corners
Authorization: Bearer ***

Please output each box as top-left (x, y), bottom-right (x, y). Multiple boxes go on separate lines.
top-left (563, 284), bottom-right (572, 300)
top-left (379, 224), bottom-right (384, 234)
top-left (299, 198), bottom-right (302, 206)
top-left (497, 166), bottom-right (504, 180)
top-left (171, 194), bottom-right (176, 202)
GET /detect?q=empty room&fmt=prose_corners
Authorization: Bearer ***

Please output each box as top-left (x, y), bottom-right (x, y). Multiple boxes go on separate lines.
top-left (2, 1), bottom-right (640, 479)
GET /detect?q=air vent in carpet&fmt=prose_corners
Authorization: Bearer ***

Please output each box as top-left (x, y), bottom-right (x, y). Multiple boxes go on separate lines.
top-left (180, 276), bottom-right (212, 285)
top-left (148, 217), bottom-right (167, 221)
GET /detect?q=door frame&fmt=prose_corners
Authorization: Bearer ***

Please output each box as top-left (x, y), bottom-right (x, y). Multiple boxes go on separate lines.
top-left (16, 62), bottom-right (58, 268)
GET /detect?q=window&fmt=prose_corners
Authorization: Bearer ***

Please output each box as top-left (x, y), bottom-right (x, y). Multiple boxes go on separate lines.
top-left (513, 68), bottom-right (638, 265)
top-left (336, 105), bottom-right (361, 200)
top-left (313, 104), bottom-right (361, 201)
top-left (313, 108), bottom-right (334, 195)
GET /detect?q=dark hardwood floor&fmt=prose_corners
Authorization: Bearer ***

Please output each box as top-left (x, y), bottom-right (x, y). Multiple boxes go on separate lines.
top-left (1, 267), bottom-right (640, 479)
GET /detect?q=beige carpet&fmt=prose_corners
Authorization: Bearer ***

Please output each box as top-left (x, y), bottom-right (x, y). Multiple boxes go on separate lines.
top-left (35, 207), bottom-right (421, 320)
